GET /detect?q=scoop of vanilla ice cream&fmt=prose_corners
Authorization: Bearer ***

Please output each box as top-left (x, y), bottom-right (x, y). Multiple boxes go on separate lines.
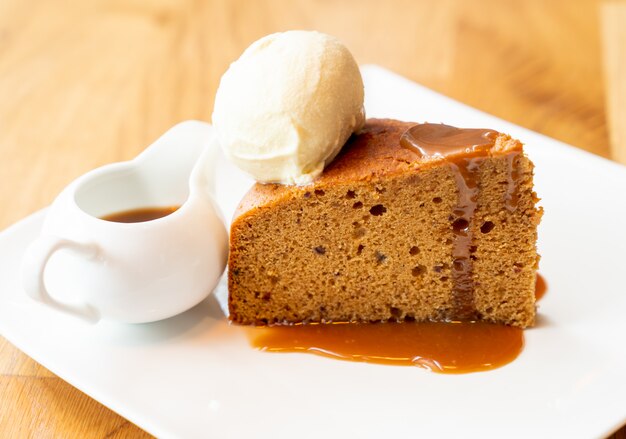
top-left (212, 30), bottom-right (365, 185)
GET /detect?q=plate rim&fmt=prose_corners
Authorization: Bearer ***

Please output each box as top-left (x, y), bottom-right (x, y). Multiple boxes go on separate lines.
top-left (2, 65), bottom-right (626, 439)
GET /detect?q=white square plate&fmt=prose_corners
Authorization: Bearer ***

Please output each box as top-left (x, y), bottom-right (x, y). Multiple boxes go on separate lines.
top-left (2, 66), bottom-right (626, 439)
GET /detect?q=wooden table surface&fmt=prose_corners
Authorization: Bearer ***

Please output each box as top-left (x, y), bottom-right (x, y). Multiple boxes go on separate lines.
top-left (1, 0), bottom-right (625, 437)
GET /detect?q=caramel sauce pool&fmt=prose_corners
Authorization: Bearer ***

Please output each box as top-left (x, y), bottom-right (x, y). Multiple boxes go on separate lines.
top-left (250, 321), bottom-right (523, 373)
top-left (249, 274), bottom-right (547, 374)
top-left (100, 206), bottom-right (179, 223)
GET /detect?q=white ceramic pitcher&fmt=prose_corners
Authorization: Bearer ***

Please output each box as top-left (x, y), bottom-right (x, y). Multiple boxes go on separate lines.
top-left (21, 121), bottom-right (228, 323)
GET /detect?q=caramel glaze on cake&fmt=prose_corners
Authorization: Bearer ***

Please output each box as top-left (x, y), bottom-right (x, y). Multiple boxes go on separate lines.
top-left (228, 119), bottom-right (542, 327)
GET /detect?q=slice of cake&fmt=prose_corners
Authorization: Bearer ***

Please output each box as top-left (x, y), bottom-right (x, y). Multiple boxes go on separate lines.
top-left (228, 119), bottom-right (542, 327)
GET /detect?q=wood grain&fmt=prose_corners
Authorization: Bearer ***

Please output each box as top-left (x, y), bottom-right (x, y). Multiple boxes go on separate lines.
top-left (0, 0), bottom-right (623, 437)
top-left (602, 2), bottom-right (626, 165)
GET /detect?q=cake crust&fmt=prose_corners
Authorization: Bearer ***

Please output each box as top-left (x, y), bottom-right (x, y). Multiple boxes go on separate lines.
top-left (228, 119), bottom-right (542, 327)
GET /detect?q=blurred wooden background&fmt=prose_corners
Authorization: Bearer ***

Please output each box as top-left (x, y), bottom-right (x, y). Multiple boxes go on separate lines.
top-left (1, 0), bottom-right (625, 437)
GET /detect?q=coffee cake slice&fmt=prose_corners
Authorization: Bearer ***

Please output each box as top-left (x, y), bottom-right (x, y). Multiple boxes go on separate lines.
top-left (228, 119), bottom-right (542, 327)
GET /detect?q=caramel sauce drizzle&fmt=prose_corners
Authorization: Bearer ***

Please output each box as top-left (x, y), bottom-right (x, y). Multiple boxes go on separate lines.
top-left (535, 273), bottom-right (547, 300)
top-left (448, 157), bottom-right (482, 319)
top-left (504, 153), bottom-right (520, 212)
top-left (399, 123), bottom-right (499, 157)
top-left (400, 123), bottom-right (518, 319)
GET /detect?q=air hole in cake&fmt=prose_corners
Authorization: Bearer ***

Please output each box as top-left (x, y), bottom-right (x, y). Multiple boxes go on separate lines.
top-left (262, 292), bottom-right (271, 301)
top-left (441, 276), bottom-right (449, 282)
top-left (304, 192), bottom-right (311, 198)
top-left (412, 265), bottom-right (426, 276)
top-left (370, 204), bottom-right (387, 216)
top-left (432, 197), bottom-right (442, 204)
top-left (452, 218), bottom-right (469, 232)
top-left (356, 244), bottom-right (364, 255)
top-left (445, 238), bottom-right (453, 245)
top-left (375, 251), bottom-right (387, 264)
top-left (469, 245), bottom-right (477, 253)
top-left (314, 189), bottom-right (325, 196)
top-left (481, 221), bottom-right (495, 233)
top-left (404, 315), bottom-right (416, 322)
top-left (375, 186), bottom-right (386, 194)
top-left (268, 275), bottom-right (279, 285)
top-left (329, 278), bottom-right (335, 286)
top-left (346, 190), bottom-right (356, 199)
top-left (352, 201), bottom-right (363, 209)
top-left (313, 246), bottom-right (326, 255)
top-left (409, 246), bottom-right (420, 255)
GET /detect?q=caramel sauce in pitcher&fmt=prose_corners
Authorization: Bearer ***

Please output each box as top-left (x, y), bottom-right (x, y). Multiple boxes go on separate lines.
top-left (101, 206), bottom-right (179, 223)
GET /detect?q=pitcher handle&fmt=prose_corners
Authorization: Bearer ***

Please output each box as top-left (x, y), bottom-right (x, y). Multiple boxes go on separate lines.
top-left (21, 235), bottom-right (101, 323)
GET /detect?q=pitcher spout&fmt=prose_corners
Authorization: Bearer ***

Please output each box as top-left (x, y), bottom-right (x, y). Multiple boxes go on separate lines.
top-left (189, 131), bottom-right (220, 200)
top-left (135, 119), bottom-right (207, 181)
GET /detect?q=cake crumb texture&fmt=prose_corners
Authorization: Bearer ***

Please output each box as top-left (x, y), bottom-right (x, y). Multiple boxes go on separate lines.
top-left (228, 119), bottom-right (542, 327)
